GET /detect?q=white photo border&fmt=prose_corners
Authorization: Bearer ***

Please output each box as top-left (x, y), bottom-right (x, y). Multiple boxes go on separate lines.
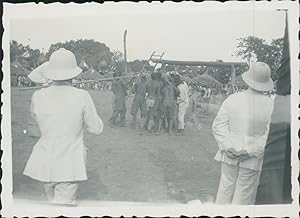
top-left (1, 1), bottom-right (299, 217)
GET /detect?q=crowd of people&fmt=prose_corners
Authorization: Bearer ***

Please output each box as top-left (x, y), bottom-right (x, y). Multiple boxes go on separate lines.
top-left (15, 75), bottom-right (35, 87)
top-left (191, 85), bottom-right (214, 103)
top-left (23, 48), bottom-right (280, 206)
top-left (72, 78), bottom-right (112, 91)
top-left (109, 70), bottom-right (190, 136)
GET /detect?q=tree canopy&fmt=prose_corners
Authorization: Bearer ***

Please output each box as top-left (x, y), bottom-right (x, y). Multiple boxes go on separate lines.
top-left (235, 36), bottom-right (284, 80)
top-left (10, 35), bottom-right (283, 83)
top-left (10, 40), bottom-right (44, 72)
top-left (10, 39), bottom-right (153, 78)
top-left (46, 39), bottom-right (114, 73)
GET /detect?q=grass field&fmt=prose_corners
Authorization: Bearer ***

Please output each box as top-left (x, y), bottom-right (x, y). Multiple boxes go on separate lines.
top-left (11, 87), bottom-right (221, 204)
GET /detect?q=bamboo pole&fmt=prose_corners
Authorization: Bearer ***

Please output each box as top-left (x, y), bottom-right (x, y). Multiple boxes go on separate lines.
top-left (14, 74), bottom-right (138, 91)
top-left (125, 51), bottom-right (155, 88)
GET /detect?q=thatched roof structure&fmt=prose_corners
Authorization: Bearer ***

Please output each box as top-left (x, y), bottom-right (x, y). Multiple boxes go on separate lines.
top-left (191, 73), bottom-right (223, 88)
top-left (78, 68), bottom-right (104, 80)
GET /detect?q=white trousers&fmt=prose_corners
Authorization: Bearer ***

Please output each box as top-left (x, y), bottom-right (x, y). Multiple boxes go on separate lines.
top-left (178, 102), bottom-right (189, 130)
top-left (44, 182), bottom-right (79, 205)
top-left (215, 162), bottom-right (261, 205)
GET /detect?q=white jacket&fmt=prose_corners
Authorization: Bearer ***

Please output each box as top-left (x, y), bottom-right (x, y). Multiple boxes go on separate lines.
top-left (23, 86), bottom-right (103, 182)
top-left (212, 90), bottom-right (273, 170)
top-left (177, 81), bottom-right (189, 104)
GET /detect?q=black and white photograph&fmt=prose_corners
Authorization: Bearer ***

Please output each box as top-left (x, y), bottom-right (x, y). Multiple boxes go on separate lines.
top-left (2, 1), bottom-right (299, 217)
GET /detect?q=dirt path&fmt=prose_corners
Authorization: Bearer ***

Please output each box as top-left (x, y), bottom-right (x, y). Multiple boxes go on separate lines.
top-left (11, 88), bottom-right (220, 203)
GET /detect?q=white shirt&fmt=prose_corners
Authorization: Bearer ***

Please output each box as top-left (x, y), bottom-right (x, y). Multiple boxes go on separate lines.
top-left (212, 90), bottom-right (273, 170)
top-left (23, 86), bottom-right (103, 182)
top-left (178, 81), bottom-right (189, 104)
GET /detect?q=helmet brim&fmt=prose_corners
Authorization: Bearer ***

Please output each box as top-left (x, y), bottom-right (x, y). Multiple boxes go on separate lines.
top-left (242, 72), bottom-right (274, 92)
top-left (43, 66), bottom-right (82, 81)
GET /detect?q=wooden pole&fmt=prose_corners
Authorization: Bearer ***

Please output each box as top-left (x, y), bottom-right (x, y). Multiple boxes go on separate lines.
top-left (231, 64), bottom-right (237, 93)
top-left (150, 58), bottom-right (248, 67)
top-left (16, 75), bottom-right (138, 91)
top-left (123, 30), bottom-right (128, 75)
top-left (125, 51), bottom-right (155, 90)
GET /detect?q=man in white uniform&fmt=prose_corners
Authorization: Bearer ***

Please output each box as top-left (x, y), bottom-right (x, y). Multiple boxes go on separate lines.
top-left (174, 74), bottom-right (189, 135)
top-left (212, 62), bottom-right (274, 205)
top-left (23, 48), bottom-right (104, 205)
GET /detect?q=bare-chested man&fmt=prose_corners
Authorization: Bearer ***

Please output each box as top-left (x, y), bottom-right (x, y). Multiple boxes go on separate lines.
top-left (130, 75), bottom-right (147, 129)
top-left (110, 72), bottom-right (127, 126)
top-left (159, 75), bottom-right (179, 135)
top-left (145, 72), bottom-right (163, 133)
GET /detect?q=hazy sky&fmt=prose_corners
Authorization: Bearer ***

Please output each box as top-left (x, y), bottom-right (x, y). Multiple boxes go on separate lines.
top-left (9, 2), bottom-right (286, 62)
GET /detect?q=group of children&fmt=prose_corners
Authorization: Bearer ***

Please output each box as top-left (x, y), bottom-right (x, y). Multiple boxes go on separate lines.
top-left (110, 71), bottom-right (190, 135)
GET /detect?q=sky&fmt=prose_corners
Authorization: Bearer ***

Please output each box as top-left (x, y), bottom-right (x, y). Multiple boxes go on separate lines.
top-left (8, 2), bottom-right (286, 62)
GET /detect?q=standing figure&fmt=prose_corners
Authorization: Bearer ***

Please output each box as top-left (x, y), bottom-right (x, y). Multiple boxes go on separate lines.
top-left (23, 76), bottom-right (30, 87)
top-left (23, 48), bottom-right (103, 206)
top-left (130, 75), bottom-right (147, 129)
top-left (110, 72), bottom-right (127, 126)
top-left (20, 75), bottom-right (25, 87)
top-left (159, 75), bottom-right (178, 135)
top-left (17, 75), bottom-right (22, 87)
top-left (120, 75), bottom-right (128, 126)
top-left (212, 62), bottom-right (274, 205)
top-left (174, 74), bottom-right (189, 135)
top-left (206, 87), bottom-right (212, 103)
top-left (145, 72), bottom-right (163, 133)
top-left (202, 86), bottom-right (209, 103)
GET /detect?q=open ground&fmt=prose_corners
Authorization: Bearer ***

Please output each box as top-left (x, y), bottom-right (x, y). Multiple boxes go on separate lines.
top-left (11, 88), bottom-right (221, 204)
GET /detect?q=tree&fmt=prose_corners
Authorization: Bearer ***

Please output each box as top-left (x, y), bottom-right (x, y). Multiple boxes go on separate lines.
top-left (210, 66), bottom-right (232, 84)
top-left (10, 40), bottom-right (26, 63)
top-left (10, 40), bottom-right (45, 72)
top-left (46, 39), bottom-right (114, 73)
top-left (128, 60), bottom-right (149, 73)
top-left (235, 36), bottom-right (284, 80)
top-left (109, 50), bottom-right (124, 73)
top-left (24, 48), bottom-right (44, 69)
top-left (109, 51), bottom-right (150, 74)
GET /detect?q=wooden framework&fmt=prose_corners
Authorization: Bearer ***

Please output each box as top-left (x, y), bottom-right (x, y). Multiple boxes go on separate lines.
top-left (150, 58), bottom-right (248, 92)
